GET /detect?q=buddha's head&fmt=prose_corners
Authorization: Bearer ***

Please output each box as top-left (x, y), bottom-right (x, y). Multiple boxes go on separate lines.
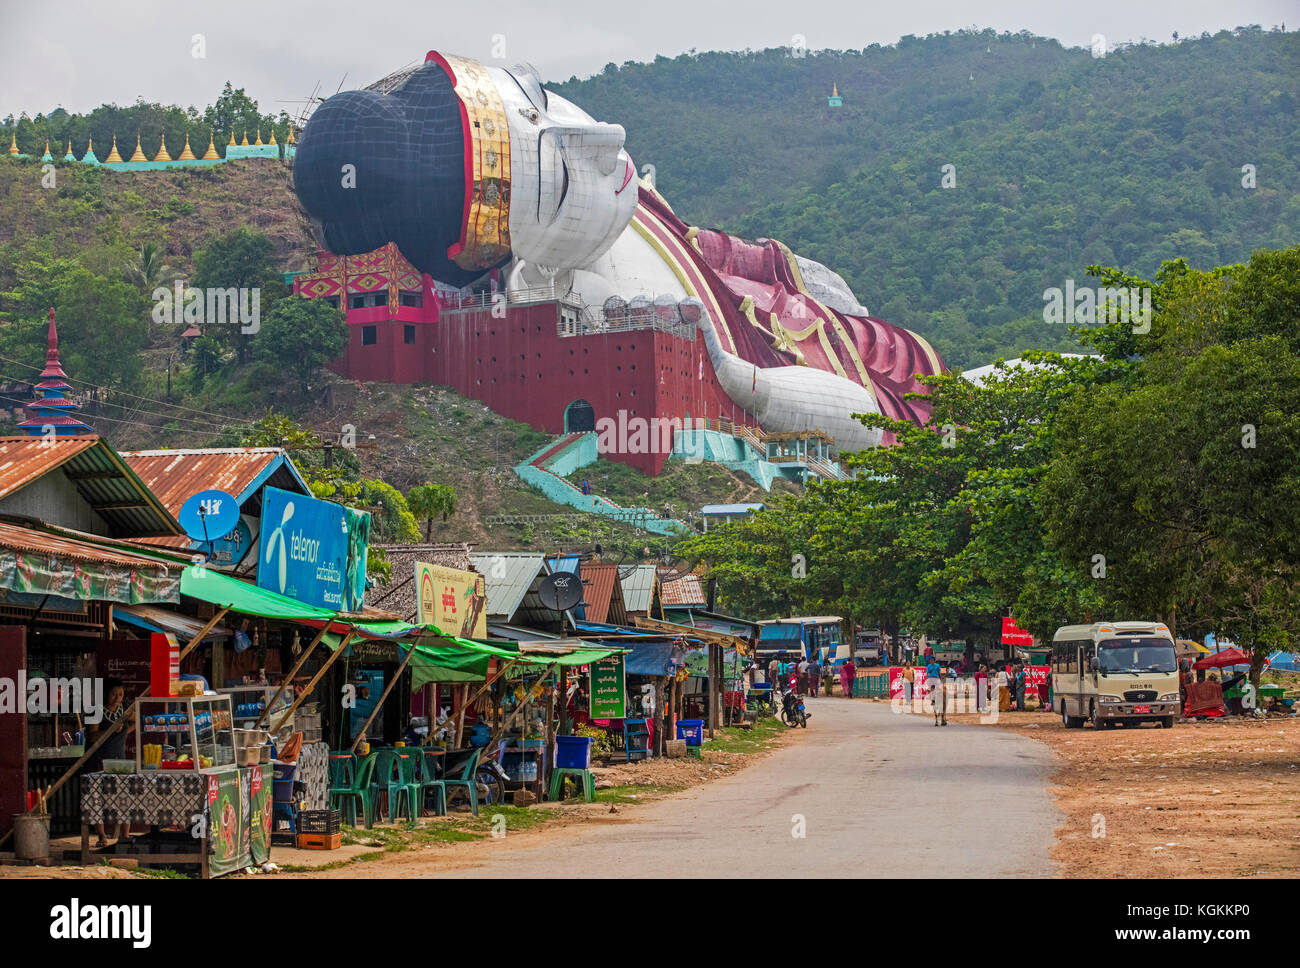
top-left (294, 51), bottom-right (638, 286)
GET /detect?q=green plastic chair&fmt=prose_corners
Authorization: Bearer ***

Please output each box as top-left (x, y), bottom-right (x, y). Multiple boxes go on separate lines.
top-left (385, 752), bottom-right (422, 825)
top-left (367, 750), bottom-right (399, 824)
top-left (442, 748), bottom-right (481, 816)
top-left (415, 750), bottom-right (447, 817)
top-left (329, 752), bottom-right (377, 828)
top-left (548, 768), bottom-right (594, 802)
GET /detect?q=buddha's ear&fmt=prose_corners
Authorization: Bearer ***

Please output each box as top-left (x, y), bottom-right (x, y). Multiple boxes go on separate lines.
top-left (546, 123), bottom-right (626, 175)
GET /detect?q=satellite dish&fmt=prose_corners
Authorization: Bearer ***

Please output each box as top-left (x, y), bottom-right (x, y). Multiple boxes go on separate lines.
top-left (178, 489), bottom-right (240, 543)
top-left (538, 571), bottom-right (582, 612)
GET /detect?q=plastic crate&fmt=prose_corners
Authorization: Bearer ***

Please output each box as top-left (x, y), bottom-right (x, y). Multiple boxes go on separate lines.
top-left (296, 831), bottom-right (341, 850)
top-left (298, 809), bottom-right (341, 834)
top-left (676, 719), bottom-right (705, 746)
top-left (555, 736), bottom-right (593, 770)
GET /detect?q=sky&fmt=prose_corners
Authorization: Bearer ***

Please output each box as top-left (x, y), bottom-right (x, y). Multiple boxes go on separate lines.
top-left (0, 0), bottom-right (1292, 118)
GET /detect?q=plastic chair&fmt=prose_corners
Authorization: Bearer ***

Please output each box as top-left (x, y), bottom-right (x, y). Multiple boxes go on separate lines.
top-left (367, 749), bottom-right (399, 824)
top-left (415, 750), bottom-right (447, 817)
top-left (330, 752), bottom-right (376, 828)
top-left (548, 768), bottom-right (595, 802)
top-left (442, 747), bottom-right (481, 816)
top-left (384, 752), bottom-right (421, 825)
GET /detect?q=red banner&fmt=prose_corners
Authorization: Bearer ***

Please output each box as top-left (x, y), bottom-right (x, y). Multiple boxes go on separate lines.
top-left (1001, 617), bottom-right (1034, 647)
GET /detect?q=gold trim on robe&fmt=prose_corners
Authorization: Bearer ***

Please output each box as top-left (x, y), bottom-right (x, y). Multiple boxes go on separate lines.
top-left (443, 54), bottom-right (512, 271)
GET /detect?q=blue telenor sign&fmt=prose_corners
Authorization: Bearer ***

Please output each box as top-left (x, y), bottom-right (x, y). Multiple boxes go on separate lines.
top-left (257, 486), bottom-right (352, 610)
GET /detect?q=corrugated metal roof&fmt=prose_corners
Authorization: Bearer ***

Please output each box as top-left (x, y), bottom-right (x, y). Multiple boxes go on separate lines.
top-left (0, 519), bottom-right (183, 569)
top-left (469, 552), bottom-right (549, 621)
top-left (121, 448), bottom-right (308, 512)
top-left (580, 563), bottom-right (627, 625)
top-left (701, 503), bottom-right (765, 515)
top-left (659, 573), bottom-right (707, 607)
top-left (0, 436), bottom-right (181, 538)
top-left (619, 564), bottom-right (658, 615)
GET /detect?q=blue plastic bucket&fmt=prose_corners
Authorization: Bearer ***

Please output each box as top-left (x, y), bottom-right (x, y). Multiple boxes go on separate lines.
top-left (555, 735), bottom-right (593, 769)
top-left (676, 719), bottom-right (704, 746)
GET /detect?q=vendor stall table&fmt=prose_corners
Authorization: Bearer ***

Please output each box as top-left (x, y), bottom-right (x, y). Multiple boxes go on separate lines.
top-left (80, 765), bottom-right (272, 878)
top-left (499, 745), bottom-right (546, 803)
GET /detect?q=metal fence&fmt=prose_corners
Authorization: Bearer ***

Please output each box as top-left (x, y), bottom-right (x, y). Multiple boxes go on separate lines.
top-left (853, 673), bottom-right (892, 699)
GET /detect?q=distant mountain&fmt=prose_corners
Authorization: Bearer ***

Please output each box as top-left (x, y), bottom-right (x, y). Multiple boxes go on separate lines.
top-left (552, 27), bottom-right (1298, 367)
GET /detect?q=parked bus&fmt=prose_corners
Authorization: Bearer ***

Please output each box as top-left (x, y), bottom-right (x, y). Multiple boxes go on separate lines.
top-left (1051, 621), bottom-right (1181, 729)
top-left (756, 616), bottom-right (844, 665)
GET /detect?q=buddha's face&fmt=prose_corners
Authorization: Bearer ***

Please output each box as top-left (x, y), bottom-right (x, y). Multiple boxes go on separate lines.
top-left (293, 54), bottom-right (636, 284)
top-left (489, 63), bottom-right (638, 269)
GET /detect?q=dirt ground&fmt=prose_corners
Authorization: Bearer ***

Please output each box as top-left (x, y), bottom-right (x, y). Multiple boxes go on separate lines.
top-left (959, 708), bottom-right (1300, 878)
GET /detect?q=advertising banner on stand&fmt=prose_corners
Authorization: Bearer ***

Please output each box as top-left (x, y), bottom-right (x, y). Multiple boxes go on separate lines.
top-left (416, 561), bottom-right (487, 638)
top-left (590, 653), bottom-right (627, 719)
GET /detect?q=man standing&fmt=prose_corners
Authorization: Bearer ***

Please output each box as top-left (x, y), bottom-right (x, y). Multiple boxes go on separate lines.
top-left (767, 655), bottom-right (780, 687)
top-left (808, 656), bottom-right (821, 697)
top-left (926, 656), bottom-right (947, 725)
top-left (797, 657), bottom-right (810, 694)
top-left (902, 660), bottom-right (916, 707)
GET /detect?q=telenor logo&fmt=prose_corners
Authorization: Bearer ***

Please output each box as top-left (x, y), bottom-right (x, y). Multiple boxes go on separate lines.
top-left (264, 501), bottom-right (296, 593)
top-left (49, 898), bottom-right (151, 948)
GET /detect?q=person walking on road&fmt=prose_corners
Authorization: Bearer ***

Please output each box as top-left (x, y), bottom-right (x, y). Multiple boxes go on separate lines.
top-left (808, 656), bottom-right (821, 697)
top-left (798, 657), bottom-right (810, 694)
top-left (767, 656), bottom-right (779, 687)
top-left (902, 660), bottom-right (915, 706)
top-left (839, 658), bottom-right (855, 698)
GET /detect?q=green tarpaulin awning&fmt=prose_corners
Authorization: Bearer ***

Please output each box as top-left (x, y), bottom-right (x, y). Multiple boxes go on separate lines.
top-left (180, 564), bottom-right (624, 684)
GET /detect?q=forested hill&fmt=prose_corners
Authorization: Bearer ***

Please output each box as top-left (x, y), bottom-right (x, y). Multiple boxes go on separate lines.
top-left (553, 27), bottom-right (1299, 367)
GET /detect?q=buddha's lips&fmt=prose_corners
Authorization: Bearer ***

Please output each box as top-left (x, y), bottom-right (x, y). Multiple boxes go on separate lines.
top-left (615, 155), bottom-right (635, 195)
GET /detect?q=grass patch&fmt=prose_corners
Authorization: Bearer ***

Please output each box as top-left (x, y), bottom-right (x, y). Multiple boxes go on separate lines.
top-left (130, 866), bottom-right (189, 879)
top-left (593, 784), bottom-right (684, 803)
top-left (703, 716), bottom-right (788, 754)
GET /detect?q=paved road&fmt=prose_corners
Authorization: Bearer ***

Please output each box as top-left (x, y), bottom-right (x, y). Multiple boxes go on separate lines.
top-left (429, 697), bottom-right (1060, 878)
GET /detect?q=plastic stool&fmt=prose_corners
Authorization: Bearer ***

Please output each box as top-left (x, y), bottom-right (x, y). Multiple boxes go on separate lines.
top-left (686, 746), bottom-right (702, 759)
top-left (548, 768), bottom-right (595, 802)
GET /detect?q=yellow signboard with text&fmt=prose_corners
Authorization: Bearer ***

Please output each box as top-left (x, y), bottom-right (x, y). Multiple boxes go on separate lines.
top-left (415, 562), bottom-right (487, 639)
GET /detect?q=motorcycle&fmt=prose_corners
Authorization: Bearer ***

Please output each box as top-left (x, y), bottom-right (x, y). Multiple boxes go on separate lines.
top-left (441, 745), bottom-right (510, 808)
top-left (780, 687), bottom-right (809, 728)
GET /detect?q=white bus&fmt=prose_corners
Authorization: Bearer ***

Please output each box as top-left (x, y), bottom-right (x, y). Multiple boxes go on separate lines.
top-left (1051, 621), bottom-right (1181, 729)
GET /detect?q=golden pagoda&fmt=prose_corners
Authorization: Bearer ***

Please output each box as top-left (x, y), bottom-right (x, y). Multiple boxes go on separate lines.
top-left (153, 132), bottom-right (173, 162)
top-left (105, 135), bottom-right (126, 163)
top-left (254, 128), bottom-right (263, 146)
top-left (177, 132), bottom-right (196, 161)
top-left (286, 127), bottom-right (296, 145)
top-left (228, 130), bottom-right (236, 146)
top-left (7, 131), bottom-right (17, 155)
top-left (202, 133), bottom-right (220, 160)
top-left (240, 131), bottom-right (249, 146)
top-left (64, 139), bottom-right (75, 161)
top-left (127, 133), bottom-right (146, 163)
top-left (268, 129), bottom-right (277, 145)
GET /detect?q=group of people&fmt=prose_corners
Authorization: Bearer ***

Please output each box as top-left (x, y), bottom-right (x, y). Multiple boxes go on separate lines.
top-left (765, 654), bottom-right (855, 698)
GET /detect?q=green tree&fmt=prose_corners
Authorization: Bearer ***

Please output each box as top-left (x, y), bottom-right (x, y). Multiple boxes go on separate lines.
top-left (407, 483), bottom-right (458, 541)
top-left (251, 296), bottom-right (347, 390)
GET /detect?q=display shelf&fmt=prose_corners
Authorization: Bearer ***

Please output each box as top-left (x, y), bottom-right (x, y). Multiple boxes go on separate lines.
top-left (135, 695), bottom-right (235, 772)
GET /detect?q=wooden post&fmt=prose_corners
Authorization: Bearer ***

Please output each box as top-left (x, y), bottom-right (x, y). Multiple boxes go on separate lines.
top-left (453, 683), bottom-right (467, 747)
top-left (179, 607), bottom-right (231, 662)
top-left (252, 624), bottom-right (328, 728)
top-left (348, 640), bottom-right (418, 754)
top-left (707, 643), bottom-right (718, 738)
top-left (653, 676), bottom-right (665, 756)
top-left (544, 676), bottom-right (556, 794)
top-left (558, 665), bottom-right (569, 736)
top-left (271, 632), bottom-right (351, 734)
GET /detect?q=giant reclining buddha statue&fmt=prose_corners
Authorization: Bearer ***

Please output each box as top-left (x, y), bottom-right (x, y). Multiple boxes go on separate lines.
top-left (293, 51), bottom-right (946, 453)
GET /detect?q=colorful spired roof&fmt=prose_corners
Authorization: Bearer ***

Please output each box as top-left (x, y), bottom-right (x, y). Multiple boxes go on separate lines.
top-left (17, 308), bottom-right (93, 436)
